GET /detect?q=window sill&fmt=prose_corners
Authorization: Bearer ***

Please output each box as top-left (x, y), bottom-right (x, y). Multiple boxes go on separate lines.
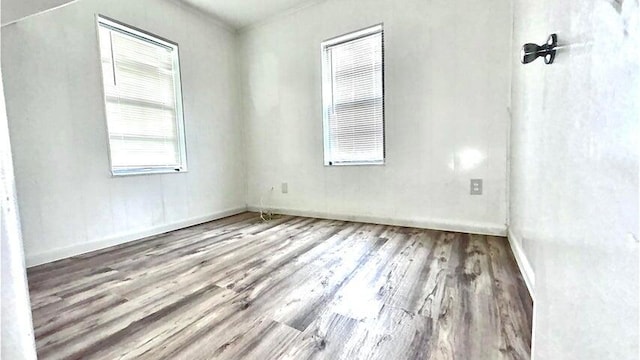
top-left (111, 167), bottom-right (188, 177)
top-left (325, 161), bottom-right (385, 167)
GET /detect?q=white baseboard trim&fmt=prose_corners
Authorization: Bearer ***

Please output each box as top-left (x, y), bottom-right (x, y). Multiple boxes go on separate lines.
top-left (247, 206), bottom-right (507, 237)
top-left (26, 206), bottom-right (248, 267)
top-left (507, 228), bottom-right (535, 300)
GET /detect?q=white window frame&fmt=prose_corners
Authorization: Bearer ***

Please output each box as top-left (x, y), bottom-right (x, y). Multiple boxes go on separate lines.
top-left (96, 15), bottom-right (188, 176)
top-left (321, 24), bottom-right (385, 166)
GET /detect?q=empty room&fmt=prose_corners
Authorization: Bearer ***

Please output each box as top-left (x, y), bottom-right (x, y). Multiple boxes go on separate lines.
top-left (1, 0), bottom-right (638, 359)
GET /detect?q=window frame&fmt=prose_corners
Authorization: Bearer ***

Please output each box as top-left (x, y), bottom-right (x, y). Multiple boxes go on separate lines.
top-left (321, 24), bottom-right (385, 167)
top-left (96, 15), bottom-right (188, 177)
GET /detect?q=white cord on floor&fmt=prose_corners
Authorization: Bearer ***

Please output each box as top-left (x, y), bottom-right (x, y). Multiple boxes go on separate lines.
top-left (259, 186), bottom-right (274, 221)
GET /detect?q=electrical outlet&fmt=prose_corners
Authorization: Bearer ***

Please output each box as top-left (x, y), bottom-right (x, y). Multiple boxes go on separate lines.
top-left (281, 182), bottom-right (288, 194)
top-left (470, 179), bottom-right (483, 195)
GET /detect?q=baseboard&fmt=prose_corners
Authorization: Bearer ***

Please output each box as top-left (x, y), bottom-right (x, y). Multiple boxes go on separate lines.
top-left (26, 206), bottom-right (248, 267)
top-left (247, 205), bottom-right (507, 237)
top-left (507, 228), bottom-right (535, 300)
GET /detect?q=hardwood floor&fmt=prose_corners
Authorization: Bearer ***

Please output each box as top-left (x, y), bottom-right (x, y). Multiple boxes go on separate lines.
top-left (27, 212), bottom-right (533, 360)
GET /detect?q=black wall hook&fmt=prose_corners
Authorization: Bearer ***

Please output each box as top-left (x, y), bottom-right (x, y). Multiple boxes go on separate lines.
top-left (521, 34), bottom-right (558, 64)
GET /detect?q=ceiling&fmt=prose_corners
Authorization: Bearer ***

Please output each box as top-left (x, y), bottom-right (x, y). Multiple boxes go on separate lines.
top-left (180, 0), bottom-right (318, 29)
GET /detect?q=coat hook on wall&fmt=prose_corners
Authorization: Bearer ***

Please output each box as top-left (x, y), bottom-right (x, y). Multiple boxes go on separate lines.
top-left (521, 34), bottom-right (558, 64)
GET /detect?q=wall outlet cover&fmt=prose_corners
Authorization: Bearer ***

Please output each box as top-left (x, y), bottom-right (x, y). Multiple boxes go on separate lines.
top-left (281, 182), bottom-right (288, 194)
top-left (470, 179), bottom-right (483, 195)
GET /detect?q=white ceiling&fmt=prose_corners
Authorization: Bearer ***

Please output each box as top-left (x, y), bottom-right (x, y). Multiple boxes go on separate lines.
top-left (180, 0), bottom-right (318, 29)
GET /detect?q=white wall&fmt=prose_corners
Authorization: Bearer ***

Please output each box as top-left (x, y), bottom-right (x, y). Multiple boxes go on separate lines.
top-left (0, 8), bottom-right (38, 356)
top-left (1, 0), bottom-right (76, 25)
top-left (240, 0), bottom-right (512, 235)
top-left (510, 0), bottom-right (639, 358)
top-left (2, 0), bottom-right (246, 266)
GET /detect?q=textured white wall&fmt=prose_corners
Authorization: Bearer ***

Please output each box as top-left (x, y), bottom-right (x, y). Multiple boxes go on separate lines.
top-left (510, 0), bottom-right (639, 358)
top-left (240, 0), bottom-right (511, 235)
top-left (2, 0), bottom-right (246, 266)
top-left (1, 0), bottom-right (76, 25)
top-left (0, 9), bottom-right (38, 357)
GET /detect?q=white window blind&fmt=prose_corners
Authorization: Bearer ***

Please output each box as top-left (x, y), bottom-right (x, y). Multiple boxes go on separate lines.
top-left (322, 25), bottom-right (384, 166)
top-left (97, 16), bottom-right (187, 175)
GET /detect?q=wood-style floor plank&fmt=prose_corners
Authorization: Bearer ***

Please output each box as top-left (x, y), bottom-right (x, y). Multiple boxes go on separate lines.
top-left (27, 212), bottom-right (532, 360)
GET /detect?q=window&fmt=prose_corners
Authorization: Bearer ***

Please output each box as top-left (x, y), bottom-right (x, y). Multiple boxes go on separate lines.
top-left (97, 16), bottom-right (187, 175)
top-left (321, 24), bottom-right (384, 166)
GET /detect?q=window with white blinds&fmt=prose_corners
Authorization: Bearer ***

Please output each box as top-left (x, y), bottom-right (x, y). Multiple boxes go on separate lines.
top-left (97, 16), bottom-right (187, 175)
top-left (321, 24), bottom-right (384, 166)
